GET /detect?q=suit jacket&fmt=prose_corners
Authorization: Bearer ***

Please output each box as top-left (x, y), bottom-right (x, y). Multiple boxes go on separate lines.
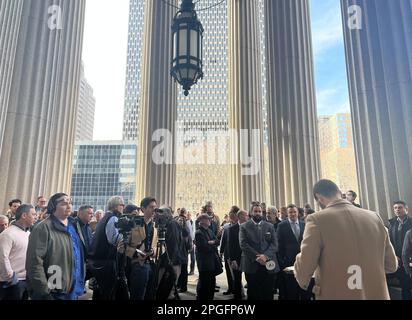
top-left (195, 226), bottom-right (219, 272)
top-left (227, 223), bottom-right (242, 263)
top-left (388, 216), bottom-right (412, 258)
top-left (219, 223), bottom-right (232, 259)
top-left (239, 220), bottom-right (278, 274)
top-left (402, 229), bottom-right (412, 276)
top-left (294, 199), bottom-right (398, 300)
top-left (277, 220), bottom-right (305, 270)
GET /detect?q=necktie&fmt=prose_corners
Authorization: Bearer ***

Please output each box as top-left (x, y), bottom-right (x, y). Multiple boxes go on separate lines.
top-left (291, 222), bottom-right (300, 241)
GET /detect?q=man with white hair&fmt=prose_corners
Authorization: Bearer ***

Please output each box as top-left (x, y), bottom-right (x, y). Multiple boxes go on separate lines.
top-left (88, 196), bottom-right (125, 300)
top-left (0, 215), bottom-right (9, 234)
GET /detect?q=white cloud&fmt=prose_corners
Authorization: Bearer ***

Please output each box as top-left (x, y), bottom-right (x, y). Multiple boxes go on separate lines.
top-left (311, 3), bottom-right (344, 56)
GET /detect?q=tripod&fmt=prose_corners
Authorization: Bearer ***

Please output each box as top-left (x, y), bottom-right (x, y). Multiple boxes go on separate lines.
top-left (152, 234), bottom-right (181, 300)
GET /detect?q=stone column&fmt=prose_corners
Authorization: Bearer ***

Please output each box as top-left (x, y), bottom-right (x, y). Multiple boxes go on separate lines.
top-left (264, 0), bottom-right (321, 207)
top-left (0, 0), bottom-right (85, 209)
top-left (136, 0), bottom-right (178, 208)
top-left (341, 0), bottom-right (412, 219)
top-left (228, 0), bottom-right (266, 210)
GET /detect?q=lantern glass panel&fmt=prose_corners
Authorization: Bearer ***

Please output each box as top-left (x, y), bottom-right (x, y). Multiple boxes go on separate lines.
top-left (179, 28), bottom-right (187, 56)
top-left (190, 29), bottom-right (198, 59)
top-left (173, 32), bottom-right (177, 60)
top-left (188, 68), bottom-right (196, 81)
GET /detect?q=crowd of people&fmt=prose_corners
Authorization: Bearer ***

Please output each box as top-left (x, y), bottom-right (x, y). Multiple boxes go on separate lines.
top-left (0, 180), bottom-right (411, 300)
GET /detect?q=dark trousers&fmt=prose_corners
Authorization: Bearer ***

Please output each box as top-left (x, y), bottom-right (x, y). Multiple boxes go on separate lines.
top-left (245, 266), bottom-right (274, 300)
top-left (189, 250), bottom-right (195, 272)
top-left (395, 267), bottom-right (412, 300)
top-left (224, 259), bottom-right (234, 293)
top-left (280, 272), bottom-right (313, 300)
top-left (178, 263), bottom-right (188, 291)
top-left (0, 281), bottom-right (28, 300)
top-left (232, 269), bottom-right (243, 300)
top-left (197, 271), bottom-right (216, 300)
top-left (129, 262), bottom-right (152, 300)
top-left (89, 259), bottom-right (117, 300)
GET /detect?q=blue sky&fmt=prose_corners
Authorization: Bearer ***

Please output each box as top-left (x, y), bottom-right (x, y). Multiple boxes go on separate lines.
top-left (84, 0), bottom-right (350, 140)
top-left (310, 0), bottom-right (350, 115)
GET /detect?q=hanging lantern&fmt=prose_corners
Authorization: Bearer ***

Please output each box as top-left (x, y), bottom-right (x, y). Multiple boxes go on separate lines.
top-left (171, 0), bottom-right (204, 96)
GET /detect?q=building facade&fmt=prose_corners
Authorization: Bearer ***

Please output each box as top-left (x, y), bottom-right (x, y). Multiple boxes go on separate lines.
top-left (71, 141), bottom-right (136, 211)
top-left (76, 64), bottom-right (96, 141)
top-left (123, 0), bottom-right (145, 141)
top-left (318, 113), bottom-right (358, 195)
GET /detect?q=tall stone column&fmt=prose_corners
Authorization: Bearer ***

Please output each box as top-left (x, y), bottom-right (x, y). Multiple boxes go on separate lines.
top-left (341, 0), bottom-right (412, 219)
top-left (228, 0), bottom-right (266, 210)
top-left (0, 0), bottom-right (85, 209)
top-left (264, 0), bottom-right (320, 207)
top-left (136, 0), bottom-right (178, 208)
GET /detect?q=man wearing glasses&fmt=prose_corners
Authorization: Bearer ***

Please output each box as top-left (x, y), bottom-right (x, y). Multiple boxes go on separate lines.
top-left (26, 193), bottom-right (85, 300)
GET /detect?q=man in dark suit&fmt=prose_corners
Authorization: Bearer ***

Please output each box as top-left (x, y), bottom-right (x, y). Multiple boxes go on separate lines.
top-left (220, 206), bottom-right (239, 296)
top-left (195, 214), bottom-right (221, 300)
top-left (227, 209), bottom-right (249, 300)
top-left (388, 200), bottom-right (412, 300)
top-left (240, 202), bottom-right (279, 300)
top-left (277, 204), bottom-right (311, 300)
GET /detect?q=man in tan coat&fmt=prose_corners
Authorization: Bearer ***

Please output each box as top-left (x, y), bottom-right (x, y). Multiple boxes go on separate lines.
top-left (294, 179), bottom-right (398, 300)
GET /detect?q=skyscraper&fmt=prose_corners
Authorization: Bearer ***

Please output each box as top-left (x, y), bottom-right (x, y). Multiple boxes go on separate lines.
top-left (175, 0), bottom-right (231, 214)
top-left (76, 64), bottom-right (96, 141)
top-left (123, 0), bottom-right (145, 141)
top-left (318, 113), bottom-right (358, 194)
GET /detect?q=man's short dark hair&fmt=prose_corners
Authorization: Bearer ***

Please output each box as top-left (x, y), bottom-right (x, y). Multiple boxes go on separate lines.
top-left (229, 205), bottom-right (240, 216)
top-left (347, 190), bottom-right (357, 199)
top-left (124, 204), bottom-right (140, 214)
top-left (394, 200), bottom-right (408, 207)
top-left (287, 204), bottom-right (298, 210)
top-left (9, 199), bottom-right (22, 207)
top-left (313, 180), bottom-right (340, 199)
top-left (140, 197), bottom-right (157, 209)
top-left (15, 204), bottom-right (34, 221)
top-left (78, 205), bottom-right (93, 213)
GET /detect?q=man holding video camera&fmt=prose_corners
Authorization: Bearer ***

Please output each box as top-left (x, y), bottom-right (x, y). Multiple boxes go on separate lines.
top-left (127, 197), bottom-right (158, 300)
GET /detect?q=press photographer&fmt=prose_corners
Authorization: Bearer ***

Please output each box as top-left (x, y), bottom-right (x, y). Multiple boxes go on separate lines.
top-left (154, 206), bottom-right (188, 300)
top-left (126, 197), bottom-right (158, 300)
top-left (88, 196), bottom-right (125, 300)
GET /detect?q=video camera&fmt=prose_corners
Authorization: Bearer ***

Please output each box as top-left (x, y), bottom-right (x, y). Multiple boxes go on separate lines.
top-left (115, 214), bottom-right (145, 242)
top-left (153, 208), bottom-right (171, 242)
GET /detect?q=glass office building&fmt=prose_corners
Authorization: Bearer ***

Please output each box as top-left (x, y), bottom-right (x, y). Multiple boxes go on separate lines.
top-left (71, 141), bottom-right (137, 211)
